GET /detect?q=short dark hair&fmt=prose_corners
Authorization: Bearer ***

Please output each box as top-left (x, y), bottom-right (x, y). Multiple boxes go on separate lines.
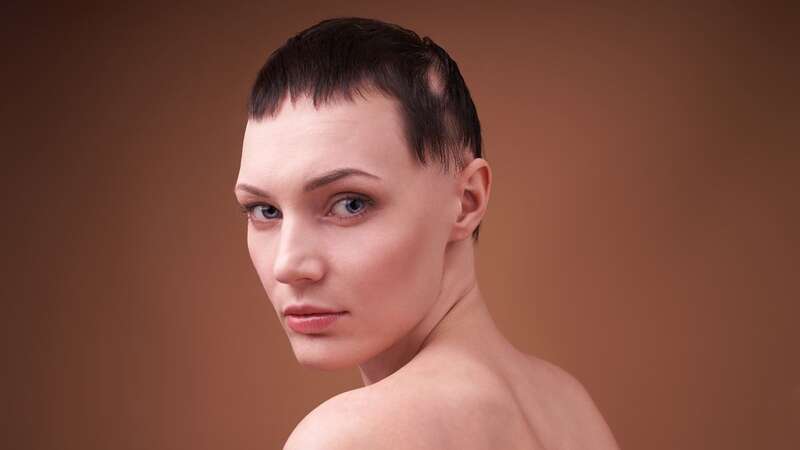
top-left (248, 17), bottom-right (484, 241)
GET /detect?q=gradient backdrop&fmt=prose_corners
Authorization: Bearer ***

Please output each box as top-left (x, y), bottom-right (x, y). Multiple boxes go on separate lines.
top-left (3, 1), bottom-right (798, 449)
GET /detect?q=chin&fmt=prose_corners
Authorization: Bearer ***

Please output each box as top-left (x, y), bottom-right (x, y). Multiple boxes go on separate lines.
top-left (289, 337), bottom-right (365, 371)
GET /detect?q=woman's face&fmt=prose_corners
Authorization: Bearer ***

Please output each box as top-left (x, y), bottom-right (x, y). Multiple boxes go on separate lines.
top-left (235, 92), bottom-right (460, 370)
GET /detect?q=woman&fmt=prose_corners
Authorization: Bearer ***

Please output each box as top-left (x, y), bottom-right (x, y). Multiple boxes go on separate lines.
top-left (234, 17), bottom-right (620, 449)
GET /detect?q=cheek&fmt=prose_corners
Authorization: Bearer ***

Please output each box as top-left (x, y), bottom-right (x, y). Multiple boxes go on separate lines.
top-left (339, 211), bottom-right (447, 324)
top-left (246, 228), bottom-right (278, 300)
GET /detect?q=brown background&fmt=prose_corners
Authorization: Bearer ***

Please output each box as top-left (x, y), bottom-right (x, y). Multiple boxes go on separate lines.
top-left (3, 1), bottom-right (798, 449)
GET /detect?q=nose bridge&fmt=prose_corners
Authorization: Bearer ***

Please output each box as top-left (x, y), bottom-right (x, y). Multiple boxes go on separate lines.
top-left (273, 215), bottom-right (324, 285)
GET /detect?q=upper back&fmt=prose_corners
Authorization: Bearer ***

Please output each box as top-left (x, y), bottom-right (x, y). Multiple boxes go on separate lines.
top-left (284, 351), bottom-right (619, 450)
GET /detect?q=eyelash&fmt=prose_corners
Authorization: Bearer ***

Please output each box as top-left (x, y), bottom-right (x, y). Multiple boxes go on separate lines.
top-left (239, 194), bottom-right (375, 225)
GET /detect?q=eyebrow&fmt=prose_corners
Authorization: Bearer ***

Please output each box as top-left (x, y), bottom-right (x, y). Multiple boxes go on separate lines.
top-left (235, 167), bottom-right (381, 198)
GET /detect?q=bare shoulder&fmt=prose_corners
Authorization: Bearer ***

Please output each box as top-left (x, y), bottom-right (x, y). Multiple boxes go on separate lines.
top-left (282, 385), bottom-right (447, 450)
top-left (520, 354), bottom-right (621, 450)
top-left (283, 355), bottom-right (619, 450)
top-left (282, 389), bottom-right (372, 450)
top-left (282, 371), bottom-right (523, 450)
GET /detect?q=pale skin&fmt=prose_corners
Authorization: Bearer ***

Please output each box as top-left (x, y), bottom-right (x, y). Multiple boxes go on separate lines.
top-left (235, 89), bottom-right (620, 449)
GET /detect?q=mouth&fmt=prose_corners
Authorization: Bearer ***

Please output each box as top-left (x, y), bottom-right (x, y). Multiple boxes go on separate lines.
top-left (285, 311), bottom-right (348, 334)
top-left (282, 303), bottom-right (347, 316)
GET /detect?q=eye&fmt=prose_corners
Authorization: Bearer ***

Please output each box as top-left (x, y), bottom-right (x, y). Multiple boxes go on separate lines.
top-left (241, 203), bottom-right (281, 222)
top-left (329, 196), bottom-right (373, 220)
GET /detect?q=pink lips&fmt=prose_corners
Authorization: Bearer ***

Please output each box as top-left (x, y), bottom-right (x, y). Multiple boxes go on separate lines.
top-left (283, 304), bottom-right (347, 334)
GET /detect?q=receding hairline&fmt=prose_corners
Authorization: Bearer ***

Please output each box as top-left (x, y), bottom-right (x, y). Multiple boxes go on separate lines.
top-left (248, 80), bottom-right (404, 123)
top-left (250, 84), bottom-right (471, 172)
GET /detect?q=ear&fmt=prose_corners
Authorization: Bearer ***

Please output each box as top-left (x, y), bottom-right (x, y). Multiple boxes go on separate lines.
top-left (449, 157), bottom-right (492, 242)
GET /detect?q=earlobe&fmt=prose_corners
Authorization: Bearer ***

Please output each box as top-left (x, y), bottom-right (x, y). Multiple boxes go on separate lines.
top-left (449, 158), bottom-right (491, 242)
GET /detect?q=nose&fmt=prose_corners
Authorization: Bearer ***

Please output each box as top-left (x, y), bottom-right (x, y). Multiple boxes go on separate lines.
top-left (272, 217), bottom-right (325, 286)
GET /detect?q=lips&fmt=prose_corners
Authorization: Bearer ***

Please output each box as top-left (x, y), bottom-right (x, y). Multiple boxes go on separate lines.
top-left (282, 304), bottom-right (346, 316)
top-left (283, 304), bottom-right (348, 334)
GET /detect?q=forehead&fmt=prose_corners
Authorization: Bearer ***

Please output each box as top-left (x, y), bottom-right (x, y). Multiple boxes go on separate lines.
top-left (239, 92), bottom-right (419, 185)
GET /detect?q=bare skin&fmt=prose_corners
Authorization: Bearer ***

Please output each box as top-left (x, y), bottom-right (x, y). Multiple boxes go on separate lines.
top-left (284, 227), bottom-right (619, 449)
top-left (235, 91), bottom-right (619, 449)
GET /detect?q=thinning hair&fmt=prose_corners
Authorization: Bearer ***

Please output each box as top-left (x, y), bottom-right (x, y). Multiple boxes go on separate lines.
top-left (248, 17), bottom-right (484, 240)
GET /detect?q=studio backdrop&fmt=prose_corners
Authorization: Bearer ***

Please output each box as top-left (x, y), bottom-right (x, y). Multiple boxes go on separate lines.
top-left (3, 2), bottom-right (798, 449)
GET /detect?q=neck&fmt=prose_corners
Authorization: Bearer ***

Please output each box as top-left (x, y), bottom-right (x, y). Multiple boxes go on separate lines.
top-left (358, 238), bottom-right (505, 386)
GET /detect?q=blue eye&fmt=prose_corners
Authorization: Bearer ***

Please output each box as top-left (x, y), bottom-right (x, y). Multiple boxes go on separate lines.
top-left (331, 197), bottom-right (368, 217)
top-left (240, 195), bottom-right (374, 224)
top-left (241, 204), bottom-right (281, 222)
top-left (255, 205), bottom-right (281, 219)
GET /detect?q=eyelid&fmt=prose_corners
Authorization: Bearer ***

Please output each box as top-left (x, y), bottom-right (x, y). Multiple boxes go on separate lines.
top-left (239, 202), bottom-right (281, 222)
top-left (326, 194), bottom-right (375, 221)
top-left (239, 193), bottom-right (375, 224)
